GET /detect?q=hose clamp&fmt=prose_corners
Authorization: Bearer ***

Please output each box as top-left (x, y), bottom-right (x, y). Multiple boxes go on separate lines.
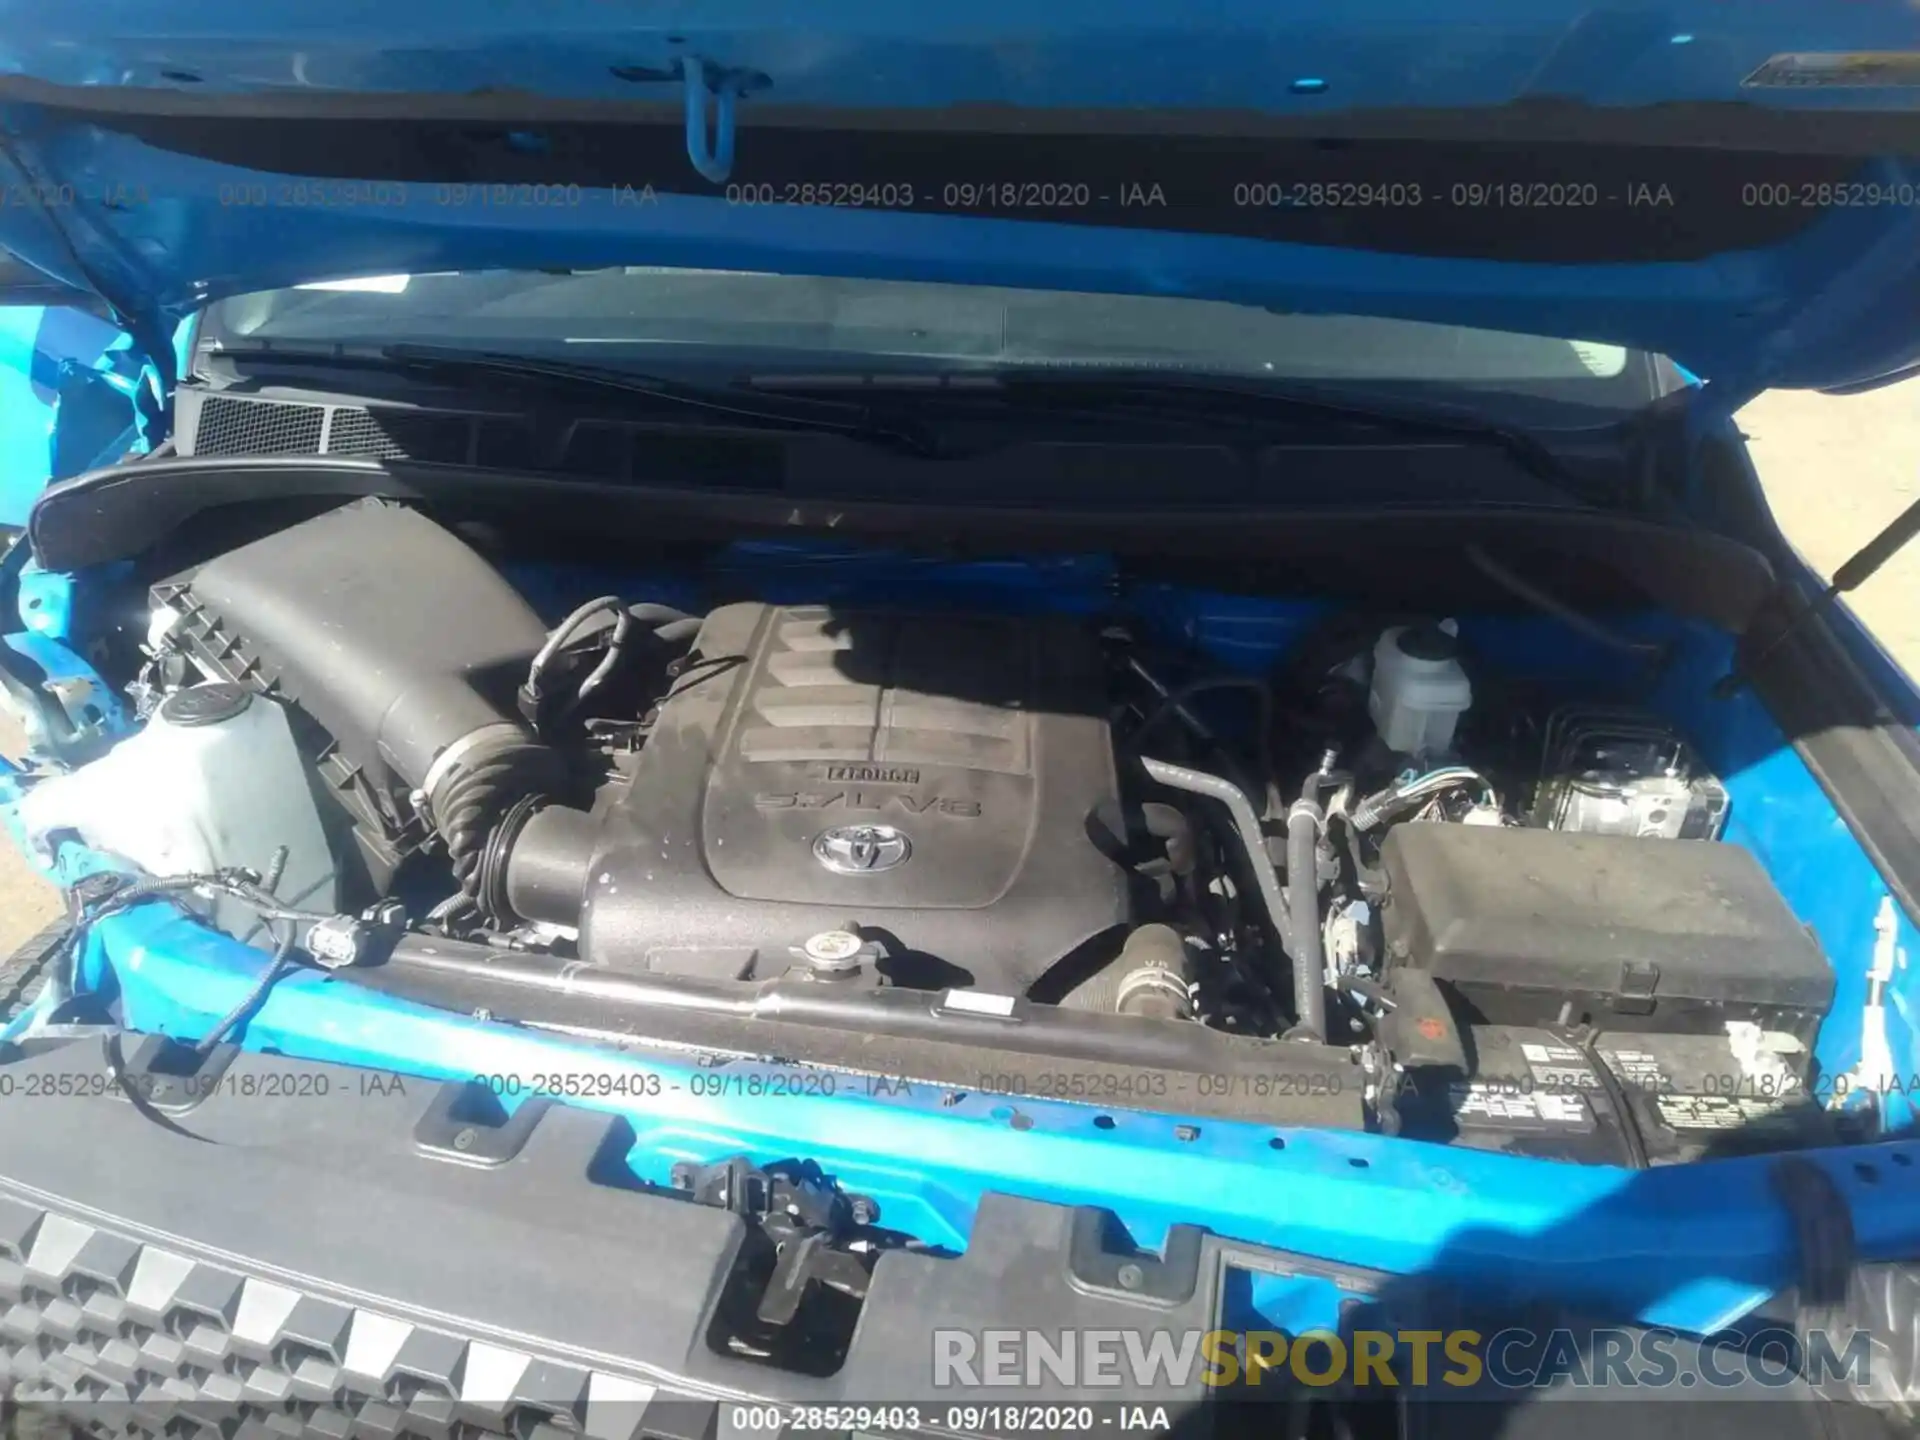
top-left (420, 721), bottom-right (532, 807)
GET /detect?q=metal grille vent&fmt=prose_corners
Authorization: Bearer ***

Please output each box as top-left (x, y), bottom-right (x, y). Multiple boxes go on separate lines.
top-left (188, 394), bottom-right (787, 488)
top-left (191, 399), bottom-right (324, 458)
top-left (325, 407), bottom-right (473, 463)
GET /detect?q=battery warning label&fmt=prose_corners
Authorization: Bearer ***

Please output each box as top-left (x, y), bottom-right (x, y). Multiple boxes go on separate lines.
top-left (1451, 1082), bottom-right (1592, 1130)
top-left (1519, 1041), bottom-right (1597, 1092)
top-left (1598, 1047), bottom-right (1667, 1092)
top-left (1654, 1093), bottom-right (1800, 1132)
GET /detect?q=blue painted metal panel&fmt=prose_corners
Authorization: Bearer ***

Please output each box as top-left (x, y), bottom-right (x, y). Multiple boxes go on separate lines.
top-left (0, 2), bottom-right (1917, 392)
top-left (1, 0), bottom-right (1916, 112)
top-left (51, 899), bottom-right (1920, 1337)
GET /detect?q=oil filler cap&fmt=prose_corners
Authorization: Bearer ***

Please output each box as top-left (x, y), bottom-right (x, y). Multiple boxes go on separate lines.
top-left (158, 683), bottom-right (254, 728)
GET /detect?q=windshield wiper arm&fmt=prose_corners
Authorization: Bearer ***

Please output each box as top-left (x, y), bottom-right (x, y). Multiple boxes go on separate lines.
top-left (207, 340), bottom-right (942, 457)
top-left (752, 368), bottom-right (1596, 496)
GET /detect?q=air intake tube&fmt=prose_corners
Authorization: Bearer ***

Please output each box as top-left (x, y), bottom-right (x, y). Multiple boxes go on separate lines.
top-left (177, 501), bottom-right (567, 907)
top-left (419, 724), bottom-right (566, 905)
top-left (172, 501), bottom-right (712, 920)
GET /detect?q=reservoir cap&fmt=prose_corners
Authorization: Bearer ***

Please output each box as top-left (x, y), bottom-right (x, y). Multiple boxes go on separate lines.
top-left (159, 683), bottom-right (254, 728)
top-left (1396, 623), bottom-right (1460, 663)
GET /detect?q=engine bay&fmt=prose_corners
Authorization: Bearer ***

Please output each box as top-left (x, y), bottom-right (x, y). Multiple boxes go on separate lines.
top-left (16, 498), bottom-right (1851, 1166)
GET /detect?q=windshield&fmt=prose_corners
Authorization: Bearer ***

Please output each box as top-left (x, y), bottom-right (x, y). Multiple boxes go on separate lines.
top-left (208, 268), bottom-right (1663, 412)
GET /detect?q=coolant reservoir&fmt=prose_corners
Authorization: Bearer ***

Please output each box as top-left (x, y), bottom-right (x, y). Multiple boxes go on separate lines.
top-left (18, 683), bottom-right (336, 942)
top-left (1369, 621), bottom-right (1472, 755)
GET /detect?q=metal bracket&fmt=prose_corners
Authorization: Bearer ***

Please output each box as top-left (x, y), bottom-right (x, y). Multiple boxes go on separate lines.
top-left (680, 58), bottom-right (742, 185)
top-left (671, 1154), bottom-right (875, 1231)
top-left (1615, 959), bottom-right (1660, 1014)
top-left (671, 1156), bottom-right (884, 1333)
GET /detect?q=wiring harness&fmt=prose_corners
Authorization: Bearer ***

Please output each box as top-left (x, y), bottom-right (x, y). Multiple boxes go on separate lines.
top-left (34, 849), bottom-right (397, 1054)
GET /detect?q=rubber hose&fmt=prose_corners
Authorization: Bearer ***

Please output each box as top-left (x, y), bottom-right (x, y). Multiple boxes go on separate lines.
top-left (1139, 757), bottom-right (1293, 952)
top-left (1059, 924), bottom-right (1194, 1020)
top-left (525, 596), bottom-right (625, 703)
top-left (1286, 785), bottom-right (1329, 1041)
top-left (563, 606), bottom-right (635, 716)
top-left (1127, 660), bottom-right (1276, 813)
top-left (546, 605), bottom-right (703, 725)
top-left (1466, 544), bottom-right (1668, 664)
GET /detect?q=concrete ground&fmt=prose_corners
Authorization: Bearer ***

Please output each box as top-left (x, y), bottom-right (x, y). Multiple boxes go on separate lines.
top-left (0, 386), bottom-right (1914, 954)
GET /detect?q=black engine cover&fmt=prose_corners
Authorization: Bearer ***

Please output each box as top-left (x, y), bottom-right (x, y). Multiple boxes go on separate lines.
top-left (576, 603), bottom-right (1132, 989)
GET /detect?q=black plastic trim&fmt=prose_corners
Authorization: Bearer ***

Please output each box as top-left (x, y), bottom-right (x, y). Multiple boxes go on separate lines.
top-left (0, 1039), bottom-right (1388, 1423)
top-left (1746, 597), bottom-right (1920, 932)
top-left (413, 1080), bottom-right (555, 1167)
top-left (353, 937), bottom-right (1366, 1130)
top-left (1694, 425), bottom-right (1920, 935)
top-left (28, 455), bottom-right (1776, 632)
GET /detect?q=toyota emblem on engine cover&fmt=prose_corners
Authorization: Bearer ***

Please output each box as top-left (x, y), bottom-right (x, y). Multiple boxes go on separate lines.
top-left (813, 824), bottom-right (912, 875)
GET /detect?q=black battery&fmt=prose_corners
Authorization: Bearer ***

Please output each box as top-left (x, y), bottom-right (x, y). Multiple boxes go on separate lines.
top-left (1392, 1026), bottom-right (1640, 1166)
top-left (1590, 1030), bottom-right (1842, 1163)
top-left (1394, 1024), bottom-right (1842, 1166)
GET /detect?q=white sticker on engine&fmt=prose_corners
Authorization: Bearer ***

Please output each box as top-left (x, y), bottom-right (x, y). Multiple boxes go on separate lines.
top-left (941, 990), bottom-right (1016, 1018)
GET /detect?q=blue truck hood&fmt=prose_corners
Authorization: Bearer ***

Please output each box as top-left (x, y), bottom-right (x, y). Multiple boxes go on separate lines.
top-left (1, 1), bottom-right (1919, 403)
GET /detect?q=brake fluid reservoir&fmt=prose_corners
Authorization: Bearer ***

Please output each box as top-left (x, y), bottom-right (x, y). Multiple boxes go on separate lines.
top-left (18, 683), bottom-right (337, 942)
top-left (1369, 621), bottom-right (1472, 755)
